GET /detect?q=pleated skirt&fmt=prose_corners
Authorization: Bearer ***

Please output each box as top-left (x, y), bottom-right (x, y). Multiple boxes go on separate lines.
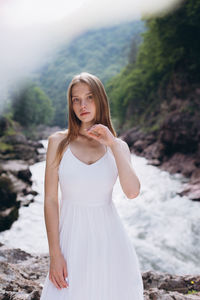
top-left (40, 201), bottom-right (144, 300)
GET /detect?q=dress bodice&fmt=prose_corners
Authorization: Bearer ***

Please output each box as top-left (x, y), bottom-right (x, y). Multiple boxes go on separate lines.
top-left (58, 145), bottom-right (118, 208)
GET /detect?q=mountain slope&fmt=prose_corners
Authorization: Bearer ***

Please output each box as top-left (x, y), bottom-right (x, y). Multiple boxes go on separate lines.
top-left (31, 20), bottom-right (145, 127)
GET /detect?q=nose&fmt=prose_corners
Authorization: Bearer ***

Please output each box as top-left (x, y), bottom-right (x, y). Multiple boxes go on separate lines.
top-left (80, 98), bottom-right (87, 107)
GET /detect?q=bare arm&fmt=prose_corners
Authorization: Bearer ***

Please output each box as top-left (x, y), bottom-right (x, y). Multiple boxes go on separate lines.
top-left (44, 134), bottom-right (61, 257)
top-left (44, 133), bottom-right (68, 290)
top-left (110, 138), bottom-right (141, 199)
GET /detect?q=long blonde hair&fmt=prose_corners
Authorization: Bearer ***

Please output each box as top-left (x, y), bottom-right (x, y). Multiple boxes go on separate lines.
top-left (56, 72), bottom-right (117, 165)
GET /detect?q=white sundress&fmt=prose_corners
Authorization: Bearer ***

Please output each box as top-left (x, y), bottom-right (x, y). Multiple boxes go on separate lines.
top-left (40, 144), bottom-right (144, 300)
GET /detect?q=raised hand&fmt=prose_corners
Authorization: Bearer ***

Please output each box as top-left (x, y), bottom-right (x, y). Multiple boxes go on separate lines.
top-left (84, 124), bottom-right (116, 147)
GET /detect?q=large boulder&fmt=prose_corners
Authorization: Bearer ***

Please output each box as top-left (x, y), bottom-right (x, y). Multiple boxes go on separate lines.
top-left (0, 176), bottom-right (19, 231)
top-left (0, 161), bottom-right (38, 232)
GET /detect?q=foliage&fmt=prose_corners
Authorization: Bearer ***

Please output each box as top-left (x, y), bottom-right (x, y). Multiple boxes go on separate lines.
top-left (187, 290), bottom-right (199, 294)
top-left (11, 82), bottom-right (54, 127)
top-left (0, 142), bottom-right (13, 152)
top-left (0, 113), bottom-right (16, 137)
top-left (106, 0), bottom-right (200, 129)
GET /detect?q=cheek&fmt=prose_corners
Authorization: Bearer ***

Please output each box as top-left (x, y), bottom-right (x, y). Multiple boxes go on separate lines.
top-left (72, 107), bottom-right (79, 119)
top-left (92, 103), bottom-right (96, 114)
top-left (72, 105), bottom-right (78, 114)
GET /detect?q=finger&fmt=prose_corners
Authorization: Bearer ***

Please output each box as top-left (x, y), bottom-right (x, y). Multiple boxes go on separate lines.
top-left (58, 275), bottom-right (67, 287)
top-left (65, 277), bottom-right (69, 287)
top-left (55, 275), bottom-right (63, 289)
top-left (63, 268), bottom-right (69, 287)
top-left (92, 131), bottom-right (100, 137)
top-left (88, 128), bottom-right (102, 136)
top-left (90, 127), bottom-right (105, 136)
top-left (87, 132), bottom-right (100, 140)
top-left (52, 276), bottom-right (62, 290)
top-left (63, 266), bottom-right (68, 278)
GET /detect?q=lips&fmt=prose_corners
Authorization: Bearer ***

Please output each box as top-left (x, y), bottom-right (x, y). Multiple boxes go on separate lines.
top-left (80, 112), bottom-right (90, 116)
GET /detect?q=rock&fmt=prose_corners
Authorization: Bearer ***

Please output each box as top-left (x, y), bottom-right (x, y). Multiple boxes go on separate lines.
top-left (0, 243), bottom-right (200, 299)
top-left (0, 205), bottom-right (20, 232)
top-left (0, 120), bottom-right (47, 233)
top-left (120, 126), bottom-right (147, 147)
top-left (10, 144), bottom-right (38, 161)
top-left (143, 142), bottom-right (165, 160)
top-left (177, 181), bottom-right (200, 201)
top-left (0, 160), bottom-right (29, 173)
top-left (0, 161), bottom-right (37, 232)
top-left (2, 133), bottom-right (27, 145)
top-left (0, 246), bottom-right (32, 263)
top-left (0, 136), bottom-right (45, 163)
top-left (160, 153), bottom-right (196, 176)
top-left (144, 288), bottom-right (200, 299)
top-left (4, 172), bottom-right (29, 194)
top-left (0, 176), bottom-right (17, 209)
top-left (134, 140), bottom-right (148, 153)
top-left (147, 159), bottom-right (161, 166)
top-left (27, 290), bottom-right (41, 300)
top-left (142, 270), bottom-right (200, 299)
top-left (0, 244), bottom-right (48, 299)
top-left (17, 169), bottom-right (32, 184)
top-left (121, 114), bottom-right (200, 203)
top-left (21, 195), bottom-right (34, 207)
top-left (0, 174), bottom-right (21, 230)
top-left (27, 125), bottom-right (62, 141)
top-left (22, 187), bottom-right (38, 196)
top-left (27, 140), bottom-right (44, 149)
top-left (36, 147), bottom-right (46, 155)
top-left (159, 113), bottom-right (198, 155)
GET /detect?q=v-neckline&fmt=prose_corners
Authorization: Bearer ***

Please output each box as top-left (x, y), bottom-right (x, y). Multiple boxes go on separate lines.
top-left (68, 145), bottom-right (108, 167)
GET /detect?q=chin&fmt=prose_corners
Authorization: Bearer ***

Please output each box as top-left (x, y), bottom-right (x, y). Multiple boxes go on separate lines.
top-left (82, 119), bottom-right (95, 124)
top-left (81, 115), bottom-right (95, 122)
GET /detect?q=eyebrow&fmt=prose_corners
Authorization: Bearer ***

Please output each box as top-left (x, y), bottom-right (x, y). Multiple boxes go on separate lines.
top-left (72, 92), bottom-right (93, 98)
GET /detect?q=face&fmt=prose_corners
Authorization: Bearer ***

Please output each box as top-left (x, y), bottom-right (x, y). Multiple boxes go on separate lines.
top-left (71, 82), bottom-right (96, 125)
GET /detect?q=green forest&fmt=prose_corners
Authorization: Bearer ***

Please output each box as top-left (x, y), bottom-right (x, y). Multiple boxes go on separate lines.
top-left (11, 83), bottom-right (54, 127)
top-left (106, 0), bottom-right (200, 132)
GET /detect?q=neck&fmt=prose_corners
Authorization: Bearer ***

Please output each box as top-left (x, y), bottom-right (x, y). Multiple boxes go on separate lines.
top-left (79, 122), bottom-right (94, 136)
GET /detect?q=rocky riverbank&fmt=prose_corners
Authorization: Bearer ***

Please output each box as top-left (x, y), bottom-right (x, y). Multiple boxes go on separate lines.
top-left (0, 117), bottom-right (63, 233)
top-left (0, 114), bottom-right (64, 233)
top-left (0, 243), bottom-right (199, 300)
top-left (0, 117), bottom-right (47, 232)
top-left (120, 105), bottom-right (200, 202)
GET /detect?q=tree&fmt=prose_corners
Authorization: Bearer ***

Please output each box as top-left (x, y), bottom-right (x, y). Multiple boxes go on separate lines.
top-left (12, 83), bottom-right (54, 127)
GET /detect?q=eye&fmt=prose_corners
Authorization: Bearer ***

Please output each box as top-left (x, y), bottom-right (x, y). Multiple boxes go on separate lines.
top-left (88, 95), bottom-right (93, 100)
top-left (72, 98), bottom-right (79, 103)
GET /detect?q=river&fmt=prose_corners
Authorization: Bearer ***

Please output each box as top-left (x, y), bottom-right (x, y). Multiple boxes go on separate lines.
top-left (0, 140), bottom-right (199, 275)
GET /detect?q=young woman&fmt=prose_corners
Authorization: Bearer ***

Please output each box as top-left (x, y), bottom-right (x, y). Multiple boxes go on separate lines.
top-left (40, 72), bottom-right (144, 299)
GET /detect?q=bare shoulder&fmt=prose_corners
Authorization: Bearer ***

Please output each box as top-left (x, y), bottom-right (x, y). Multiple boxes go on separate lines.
top-left (115, 138), bottom-right (131, 160)
top-left (49, 129), bottom-right (68, 140)
top-left (116, 137), bottom-right (129, 150)
top-left (46, 130), bottom-right (68, 162)
top-left (48, 129), bottom-right (68, 145)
